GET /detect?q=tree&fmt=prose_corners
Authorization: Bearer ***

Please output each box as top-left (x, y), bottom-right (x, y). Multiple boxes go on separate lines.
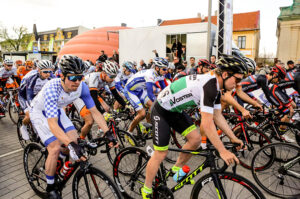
top-left (0, 26), bottom-right (31, 52)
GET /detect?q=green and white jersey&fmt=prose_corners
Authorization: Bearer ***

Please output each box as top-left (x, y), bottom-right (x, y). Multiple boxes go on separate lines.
top-left (157, 73), bottom-right (221, 113)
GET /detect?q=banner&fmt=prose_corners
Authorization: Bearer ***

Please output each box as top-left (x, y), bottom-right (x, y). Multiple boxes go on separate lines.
top-left (48, 37), bottom-right (54, 51)
top-left (224, 0), bottom-right (233, 55)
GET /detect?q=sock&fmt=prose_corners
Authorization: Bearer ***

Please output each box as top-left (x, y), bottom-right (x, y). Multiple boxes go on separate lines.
top-left (46, 175), bottom-right (55, 192)
top-left (79, 135), bottom-right (85, 140)
top-left (142, 185), bottom-right (152, 194)
top-left (171, 165), bottom-right (181, 173)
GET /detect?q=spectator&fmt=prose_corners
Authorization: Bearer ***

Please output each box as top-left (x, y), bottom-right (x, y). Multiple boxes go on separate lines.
top-left (182, 61), bottom-right (188, 69)
top-left (112, 50), bottom-right (119, 64)
top-left (139, 59), bottom-right (147, 70)
top-left (97, 50), bottom-right (108, 62)
top-left (181, 46), bottom-right (186, 61)
top-left (210, 55), bottom-right (216, 69)
top-left (147, 59), bottom-right (153, 69)
top-left (186, 57), bottom-right (197, 74)
top-left (255, 63), bottom-right (270, 75)
top-left (286, 60), bottom-right (295, 72)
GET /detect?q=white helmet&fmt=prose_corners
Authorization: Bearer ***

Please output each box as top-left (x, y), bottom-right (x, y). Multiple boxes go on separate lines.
top-left (103, 60), bottom-right (119, 77)
top-left (4, 59), bottom-right (13, 65)
top-left (38, 60), bottom-right (55, 70)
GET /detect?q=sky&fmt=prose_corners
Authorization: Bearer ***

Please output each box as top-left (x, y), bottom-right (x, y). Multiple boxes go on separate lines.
top-left (0, 0), bottom-right (294, 56)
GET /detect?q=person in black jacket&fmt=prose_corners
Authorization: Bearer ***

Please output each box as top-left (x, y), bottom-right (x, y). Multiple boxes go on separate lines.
top-left (97, 50), bottom-right (108, 62)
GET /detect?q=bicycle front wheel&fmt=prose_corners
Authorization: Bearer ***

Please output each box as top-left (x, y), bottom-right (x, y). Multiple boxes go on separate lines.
top-left (8, 99), bottom-right (19, 125)
top-left (191, 172), bottom-right (265, 199)
top-left (72, 166), bottom-right (122, 199)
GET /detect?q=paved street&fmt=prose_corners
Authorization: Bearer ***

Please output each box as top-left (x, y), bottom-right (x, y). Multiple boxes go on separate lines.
top-left (0, 116), bottom-right (276, 199)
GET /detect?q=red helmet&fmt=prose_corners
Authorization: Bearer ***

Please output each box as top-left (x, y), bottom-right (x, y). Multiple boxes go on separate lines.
top-left (271, 65), bottom-right (286, 79)
top-left (198, 59), bottom-right (210, 67)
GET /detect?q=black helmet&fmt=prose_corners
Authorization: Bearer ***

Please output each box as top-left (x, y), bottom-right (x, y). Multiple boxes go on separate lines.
top-left (59, 55), bottom-right (85, 75)
top-left (216, 54), bottom-right (248, 76)
top-left (244, 57), bottom-right (256, 74)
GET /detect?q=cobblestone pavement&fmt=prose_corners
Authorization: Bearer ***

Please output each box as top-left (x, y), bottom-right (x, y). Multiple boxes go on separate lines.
top-left (0, 116), bottom-right (276, 199)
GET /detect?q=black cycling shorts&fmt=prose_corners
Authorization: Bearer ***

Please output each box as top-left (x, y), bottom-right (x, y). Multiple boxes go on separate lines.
top-left (151, 101), bottom-right (196, 151)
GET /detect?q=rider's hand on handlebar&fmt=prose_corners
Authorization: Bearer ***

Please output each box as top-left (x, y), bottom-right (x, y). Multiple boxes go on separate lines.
top-left (230, 137), bottom-right (246, 151)
top-left (219, 149), bottom-right (240, 166)
top-left (68, 142), bottom-right (86, 162)
top-left (104, 129), bottom-right (119, 148)
top-left (241, 109), bottom-right (252, 119)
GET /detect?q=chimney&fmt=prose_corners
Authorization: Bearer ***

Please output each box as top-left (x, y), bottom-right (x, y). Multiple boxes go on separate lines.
top-left (33, 24), bottom-right (38, 41)
top-left (157, 19), bottom-right (162, 25)
top-left (197, 13), bottom-right (201, 18)
top-left (121, 23), bottom-right (127, 27)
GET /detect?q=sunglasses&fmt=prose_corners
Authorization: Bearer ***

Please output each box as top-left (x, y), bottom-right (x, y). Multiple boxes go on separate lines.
top-left (106, 74), bottom-right (117, 79)
top-left (161, 68), bottom-right (167, 71)
top-left (6, 65), bottom-right (13, 67)
top-left (42, 71), bottom-right (53, 74)
top-left (67, 75), bottom-right (84, 82)
top-left (231, 75), bottom-right (243, 84)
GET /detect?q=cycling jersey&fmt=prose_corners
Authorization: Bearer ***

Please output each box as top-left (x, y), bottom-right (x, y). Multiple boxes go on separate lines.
top-left (157, 74), bottom-right (221, 113)
top-left (0, 67), bottom-right (17, 80)
top-left (240, 74), bottom-right (280, 106)
top-left (269, 84), bottom-right (292, 114)
top-left (17, 66), bottom-right (32, 80)
top-left (277, 71), bottom-right (300, 93)
top-left (31, 78), bottom-right (95, 118)
top-left (19, 70), bottom-right (53, 111)
top-left (115, 71), bottom-right (133, 94)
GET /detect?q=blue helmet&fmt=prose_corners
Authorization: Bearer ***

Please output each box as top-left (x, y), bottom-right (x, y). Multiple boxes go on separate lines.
top-left (154, 57), bottom-right (168, 68)
top-left (122, 61), bottom-right (134, 71)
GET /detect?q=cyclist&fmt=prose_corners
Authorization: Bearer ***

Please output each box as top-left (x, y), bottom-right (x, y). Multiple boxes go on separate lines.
top-left (124, 57), bottom-right (168, 134)
top-left (0, 59), bottom-right (18, 117)
top-left (29, 55), bottom-right (116, 198)
top-left (115, 61), bottom-right (135, 95)
top-left (141, 54), bottom-right (246, 199)
top-left (18, 60), bottom-right (55, 134)
top-left (17, 60), bottom-right (33, 83)
top-left (75, 60), bottom-right (128, 139)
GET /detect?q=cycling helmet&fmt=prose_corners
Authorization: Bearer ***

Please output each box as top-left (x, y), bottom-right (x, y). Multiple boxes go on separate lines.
top-left (198, 59), bottom-right (211, 67)
top-left (168, 63), bottom-right (175, 70)
top-left (122, 61), bottom-right (134, 71)
top-left (132, 61), bottom-right (137, 66)
top-left (84, 61), bottom-right (91, 71)
top-left (4, 59), bottom-right (13, 65)
top-left (153, 57), bottom-right (168, 68)
top-left (59, 55), bottom-right (85, 75)
top-left (174, 71), bottom-right (187, 81)
top-left (244, 57), bottom-right (256, 74)
top-left (216, 54), bottom-right (248, 76)
top-left (103, 60), bottom-right (119, 76)
top-left (25, 60), bottom-right (33, 67)
top-left (38, 60), bottom-right (54, 70)
top-left (15, 60), bottom-right (23, 66)
top-left (271, 65), bottom-right (286, 79)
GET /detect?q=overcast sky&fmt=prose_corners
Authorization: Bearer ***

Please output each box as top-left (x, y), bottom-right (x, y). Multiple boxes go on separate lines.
top-left (0, 0), bottom-right (293, 56)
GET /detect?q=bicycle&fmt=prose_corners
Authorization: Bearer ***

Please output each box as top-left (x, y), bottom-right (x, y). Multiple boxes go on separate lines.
top-left (251, 142), bottom-right (300, 198)
top-left (1, 88), bottom-right (22, 124)
top-left (16, 115), bottom-right (40, 148)
top-left (113, 143), bottom-right (266, 199)
top-left (23, 139), bottom-right (123, 198)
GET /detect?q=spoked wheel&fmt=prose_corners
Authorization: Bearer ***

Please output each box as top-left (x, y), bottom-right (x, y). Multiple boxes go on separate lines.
top-left (72, 166), bottom-right (122, 199)
top-left (23, 143), bottom-right (48, 198)
top-left (8, 100), bottom-right (20, 125)
top-left (107, 130), bottom-right (138, 165)
top-left (191, 172), bottom-right (265, 199)
top-left (233, 126), bottom-right (271, 169)
top-left (112, 147), bottom-right (150, 199)
top-left (251, 143), bottom-right (300, 198)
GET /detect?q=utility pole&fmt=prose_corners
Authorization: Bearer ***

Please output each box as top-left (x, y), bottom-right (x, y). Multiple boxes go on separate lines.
top-left (207, 0), bottom-right (212, 60)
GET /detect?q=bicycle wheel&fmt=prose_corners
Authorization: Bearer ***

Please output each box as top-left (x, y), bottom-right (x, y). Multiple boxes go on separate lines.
top-left (191, 172), bottom-right (265, 199)
top-left (107, 130), bottom-right (138, 165)
top-left (23, 142), bottom-right (48, 198)
top-left (233, 126), bottom-right (271, 169)
top-left (8, 99), bottom-right (19, 125)
top-left (113, 147), bottom-right (150, 199)
top-left (17, 117), bottom-right (29, 148)
top-left (72, 166), bottom-right (122, 199)
top-left (251, 143), bottom-right (300, 198)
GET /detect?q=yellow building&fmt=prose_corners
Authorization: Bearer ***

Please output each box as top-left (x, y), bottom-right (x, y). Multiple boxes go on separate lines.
top-left (160, 11), bottom-right (261, 60)
top-left (277, 0), bottom-right (300, 64)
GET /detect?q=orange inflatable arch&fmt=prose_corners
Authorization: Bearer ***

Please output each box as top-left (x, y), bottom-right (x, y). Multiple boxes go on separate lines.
top-left (58, 26), bottom-right (130, 63)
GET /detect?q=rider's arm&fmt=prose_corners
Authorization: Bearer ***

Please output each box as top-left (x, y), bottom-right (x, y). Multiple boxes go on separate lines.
top-left (158, 80), bottom-right (166, 90)
top-left (222, 91), bottom-right (250, 117)
top-left (258, 75), bottom-right (280, 106)
top-left (88, 106), bottom-right (109, 133)
top-left (236, 85), bottom-right (261, 108)
top-left (90, 89), bottom-right (106, 114)
top-left (146, 82), bottom-right (156, 102)
top-left (110, 87), bottom-right (126, 107)
top-left (115, 81), bottom-right (124, 93)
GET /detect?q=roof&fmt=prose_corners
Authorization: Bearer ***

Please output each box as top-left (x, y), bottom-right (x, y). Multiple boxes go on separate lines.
top-left (278, 0), bottom-right (300, 21)
top-left (160, 11), bottom-right (260, 31)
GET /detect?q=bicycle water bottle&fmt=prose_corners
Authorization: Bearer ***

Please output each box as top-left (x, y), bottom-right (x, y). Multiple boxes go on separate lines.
top-left (60, 161), bottom-right (72, 177)
top-left (173, 165), bottom-right (190, 182)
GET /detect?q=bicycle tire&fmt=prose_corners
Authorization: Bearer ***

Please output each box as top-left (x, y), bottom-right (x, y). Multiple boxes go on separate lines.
top-left (17, 117), bottom-right (29, 148)
top-left (251, 142), bottom-right (300, 198)
top-left (23, 142), bottom-right (48, 198)
top-left (107, 130), bottom-right (138, 165)
top-left (113, 147), bottom-right (150, 199)
top-left (191, 172), bottom-right (266, 199)
top-left (8, 99), bottom-right (19, 125)
top-left (72, 166), bottom-right (123, 199)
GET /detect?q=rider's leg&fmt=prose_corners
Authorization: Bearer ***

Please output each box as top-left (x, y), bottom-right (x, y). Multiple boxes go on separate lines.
top-left (45, 140), bottom-right (61, 191)
top-left (22, 111), bottom-right (30, 125)
top-left (145, 99), bottom-right (153, 123)
top-left (174, 128), bottom-right (201, 168)
top-left (128, 108), bottom-right (146, 133)
top-left (79, 109), bottom-right (94, 139)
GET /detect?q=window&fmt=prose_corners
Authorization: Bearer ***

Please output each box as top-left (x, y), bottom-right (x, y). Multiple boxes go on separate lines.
top-left (238, 36), bottom-right (246, 49)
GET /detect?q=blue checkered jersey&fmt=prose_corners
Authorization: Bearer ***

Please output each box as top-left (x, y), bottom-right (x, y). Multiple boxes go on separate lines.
top-left (30, 78), bottom-right (95, 118)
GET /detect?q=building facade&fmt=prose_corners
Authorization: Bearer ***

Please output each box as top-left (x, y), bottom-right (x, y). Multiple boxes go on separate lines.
top-left (160, 11), bottom-right (260, 60)
top-left (277, 0), bottom-right (300, 64)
